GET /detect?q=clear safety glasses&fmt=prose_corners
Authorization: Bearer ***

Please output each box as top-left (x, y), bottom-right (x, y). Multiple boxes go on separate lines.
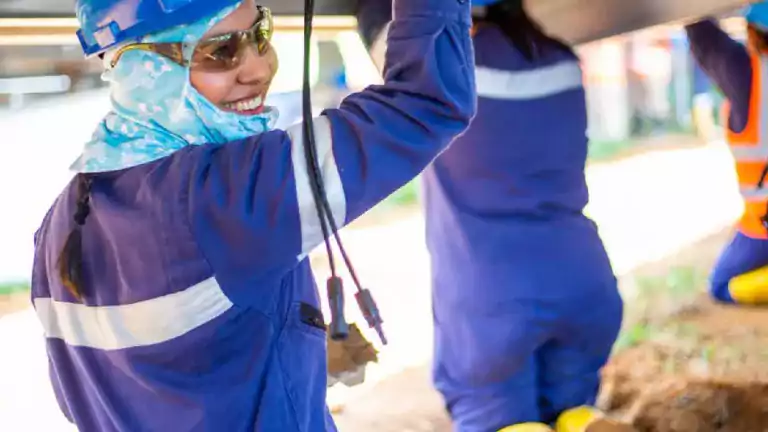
top-left (109, 5), bottom-right (274, 72)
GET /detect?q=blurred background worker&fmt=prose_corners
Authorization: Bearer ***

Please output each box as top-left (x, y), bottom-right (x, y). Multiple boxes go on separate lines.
top-left (359, 0), bottom-right (627, 430)
top-left (686, 2), bottom-right (768, 306)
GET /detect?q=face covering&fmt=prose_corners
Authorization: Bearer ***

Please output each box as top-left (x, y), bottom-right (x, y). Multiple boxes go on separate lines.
top-left (71, 2), bottom-right (279, 173)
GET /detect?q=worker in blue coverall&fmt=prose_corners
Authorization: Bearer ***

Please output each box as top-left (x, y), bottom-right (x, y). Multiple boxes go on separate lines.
top-left (358, 0), bottom-right (627, 431)
top-left (30, 0), bottom-right (475, 430)
top-left (686, 3), bottom-right (768, 306)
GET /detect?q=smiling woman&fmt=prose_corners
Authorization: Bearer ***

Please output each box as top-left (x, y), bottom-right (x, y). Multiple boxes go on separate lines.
top-left (29, 0), bottom-right (475, 429)
top-left (71, 0), bottom-right (281, 173)
top-left (189, 2), bottom-right (279, 114)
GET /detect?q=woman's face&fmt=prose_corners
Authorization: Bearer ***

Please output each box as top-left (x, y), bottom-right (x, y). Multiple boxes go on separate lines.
top-left (190, 0), bottom-right (279, 115)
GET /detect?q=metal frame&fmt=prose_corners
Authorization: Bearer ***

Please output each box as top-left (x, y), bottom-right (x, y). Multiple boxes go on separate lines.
top-left (0, 0), bottom-right (755, 46)
top-left (0, 16), bottom-right (359, 46)
top-left (0, 0), bottom-right (357, 19)
top-left (528, 0), bottom-right (753, 44)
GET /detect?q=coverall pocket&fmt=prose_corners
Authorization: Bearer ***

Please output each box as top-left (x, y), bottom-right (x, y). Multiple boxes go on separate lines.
top-left (278, 302), bottom-right (329, 431)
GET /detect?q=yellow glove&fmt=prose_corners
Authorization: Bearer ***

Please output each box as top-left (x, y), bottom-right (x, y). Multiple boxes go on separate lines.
top-left (556, 406), bottom-right (600, 432)
top-left (556, 406), bottom-right (635, 432)
top-left (729, 265), bottom-right (768, 304)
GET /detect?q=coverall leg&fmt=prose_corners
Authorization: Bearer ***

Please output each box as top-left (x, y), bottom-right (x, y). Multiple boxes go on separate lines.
top-left (710, 232), bottom-right (768, 303)
top-left (432, 294), bottom-right (549, 430)
top-left (536, 288), bottom-right (623, 424)
top-left (432, 284), bottom-right (623, 431)
top-left (429, 217), bottom-right (622, 431)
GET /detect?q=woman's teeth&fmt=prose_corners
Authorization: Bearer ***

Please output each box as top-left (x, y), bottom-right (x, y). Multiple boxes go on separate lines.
top-left (225, 95), bottom-right (263, 112)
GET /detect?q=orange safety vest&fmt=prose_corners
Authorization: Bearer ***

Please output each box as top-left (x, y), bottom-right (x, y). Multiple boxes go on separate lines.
top-left (723, 53), bottom-right (768, 239)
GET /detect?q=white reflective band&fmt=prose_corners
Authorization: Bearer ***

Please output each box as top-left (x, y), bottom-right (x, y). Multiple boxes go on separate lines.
top-left (34, 277), bottom-right (233, 350)
top-left (287, 115), bottom-right (347, 256)
top-left (740, 187), bottom-right (768, 199)
top-left (475, 61), bottom-right (583, 101)
top-left (731, 56), bottom-right (768, 161)
top-left (731, 144), bottom-right (768, 161)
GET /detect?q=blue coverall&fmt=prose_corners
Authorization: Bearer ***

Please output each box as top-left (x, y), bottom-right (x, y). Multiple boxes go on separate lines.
top-left (30, 0), bottom-right (475, 430)
top-left (359, 9), bottom-right (623, 430)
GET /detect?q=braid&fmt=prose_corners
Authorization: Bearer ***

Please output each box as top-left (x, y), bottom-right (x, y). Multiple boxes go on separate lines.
top-left (57, 174), bottom-right (93, 301)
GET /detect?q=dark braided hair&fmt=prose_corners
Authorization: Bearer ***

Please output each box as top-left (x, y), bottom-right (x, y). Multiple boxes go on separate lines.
top-left (475, 0), bottom-right (572, 61)
top-left (57, 174), bottom-right (92, 301)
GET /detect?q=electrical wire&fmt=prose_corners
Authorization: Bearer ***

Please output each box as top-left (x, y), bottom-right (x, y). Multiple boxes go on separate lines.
top-left (301, 0), bottom-right (387, 345)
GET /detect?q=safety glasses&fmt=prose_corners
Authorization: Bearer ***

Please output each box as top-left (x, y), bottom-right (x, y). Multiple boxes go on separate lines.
top-left (109, 5), bottom-right (273, 71)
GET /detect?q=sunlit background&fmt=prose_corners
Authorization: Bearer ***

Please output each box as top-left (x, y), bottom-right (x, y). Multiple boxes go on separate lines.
top-left (0, 13), bottom-right (756, 431)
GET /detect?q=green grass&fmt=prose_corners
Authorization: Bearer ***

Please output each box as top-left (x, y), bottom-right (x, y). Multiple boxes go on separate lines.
top-left (664, 266), bottom-right (706, 299)
top-left (588, 138), bottom-right (641, 162)
top-left (380, 133), bottom-right (697, 208)
top-left (635, 266), bottom-right (705, 301)
top-left (613, 266), bottom-right (707, 353)
top-left (588, 127), bottom-right (699, 162)
top-left (0, 283), bottom-right (30, 296)
top-left (372, 179), bottom-right (420, 212)
top-left (384, 180), bottom-right (419, 207)
top-left (355, 178), bottom-right (421, 223)
top-left (614, 323), bottom-right (658, 352)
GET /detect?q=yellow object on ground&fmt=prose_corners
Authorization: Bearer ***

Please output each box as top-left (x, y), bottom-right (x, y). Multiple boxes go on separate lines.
top-left (555, 406), bottom-right (636, 432)
top-left (556, 406), bottom-right (602, 432)
top-left (497, 423), bottom-right (554, 432)
top-left (729, 265), bottom-right (768, 304)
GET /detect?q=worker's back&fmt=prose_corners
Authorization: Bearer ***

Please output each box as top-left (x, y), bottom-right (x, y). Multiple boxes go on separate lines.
top-left (425, 26), bottom-right (589, 221)
top-left (422, 25), bottom-right (614, 303)
top-left (423, 18), bottom-right (620, 431)
top-left (32, 142), bottom-right (334, 431)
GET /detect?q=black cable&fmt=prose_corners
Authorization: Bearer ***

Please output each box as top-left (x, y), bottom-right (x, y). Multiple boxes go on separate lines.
top-left (756, 161), bottom-right (768, 232)
top-left (302, 0), bottom-right (351, 341)
top-left (301, 0), bottom-right (364, 294)
top-left (301, 0), bottom-right (336, 277)
top-left (301, 0), bottom-right (387, 345)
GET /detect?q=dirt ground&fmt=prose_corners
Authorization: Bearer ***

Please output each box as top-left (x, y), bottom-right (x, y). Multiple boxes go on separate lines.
top-left (329, 135), bottom-right (768, 431)
top-left (0, 290), bottom-right (29, 317)
top-left (330, 227), bottom-right (768, 431)
top-left (599, 229), bottom-right (768, 432)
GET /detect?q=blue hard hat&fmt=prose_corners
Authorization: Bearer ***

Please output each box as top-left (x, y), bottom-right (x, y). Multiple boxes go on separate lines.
top-left (75, 0), bottom-right (242, 57)
top-left (744, 1), bottom-right (768, 31)
top-left (472, 0), bottom-right (504, 5)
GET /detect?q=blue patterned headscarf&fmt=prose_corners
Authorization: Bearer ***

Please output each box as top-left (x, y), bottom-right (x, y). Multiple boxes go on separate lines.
top-left (71, 1), bottom-right (279, 173)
